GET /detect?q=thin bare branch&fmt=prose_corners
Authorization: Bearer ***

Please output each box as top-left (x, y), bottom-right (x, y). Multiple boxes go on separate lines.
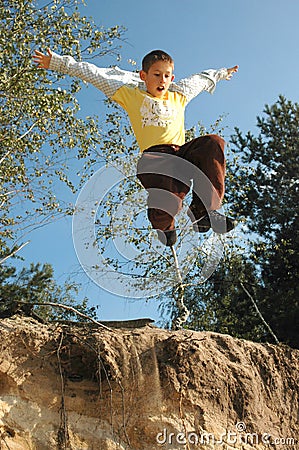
top-left (0, 121), bottom-right (40, 165)
top-left (27, 301), bottom-right (113, 331)
top-left (0, 241), bottom-right (30, 265)
top-left (240, 282), bottom-right (279, 345)
top-left (170, 246), bottom-right (190, 330)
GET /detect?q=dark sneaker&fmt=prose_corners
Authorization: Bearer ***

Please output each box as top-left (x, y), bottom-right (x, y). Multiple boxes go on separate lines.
top-left (157, 229), bottom-right (177, 246)
top-left (194, 210), bottom-right (236, 234)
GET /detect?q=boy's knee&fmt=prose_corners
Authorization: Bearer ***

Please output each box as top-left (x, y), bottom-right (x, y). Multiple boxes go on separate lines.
top-left (206, 134), bottom-right (225, 150)
top-left (190, 134), bottom-right (225, 153)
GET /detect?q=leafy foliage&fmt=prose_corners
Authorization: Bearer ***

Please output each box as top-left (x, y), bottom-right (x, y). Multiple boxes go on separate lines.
top-left (0, 263), bottom-right (96, 321)
top-left (0, 0), bottom-right (125, 320)
top-left (0, 0), bottom-right (125, 260)
top-left (162, 252), bottom-right (265, 339)
top-left (228, 96), bottom-right (299, 347)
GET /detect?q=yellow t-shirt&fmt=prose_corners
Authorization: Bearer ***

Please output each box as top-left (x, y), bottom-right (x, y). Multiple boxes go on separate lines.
top-left (112, 86), bottom-right (187, 152)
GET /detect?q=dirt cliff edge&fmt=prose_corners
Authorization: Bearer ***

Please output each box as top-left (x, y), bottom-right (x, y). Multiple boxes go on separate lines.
top-left (0, 316), bottom-right (298, 450)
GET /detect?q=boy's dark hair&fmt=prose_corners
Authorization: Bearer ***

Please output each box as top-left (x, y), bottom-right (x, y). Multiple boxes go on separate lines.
top-left (142, 50), bottom-right (174, 72)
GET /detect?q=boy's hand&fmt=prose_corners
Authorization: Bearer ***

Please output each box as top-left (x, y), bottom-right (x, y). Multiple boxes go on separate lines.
top-left (226, 65), bottom-right (239, 80)
top-left (32, 49), bottom-right (52, 69)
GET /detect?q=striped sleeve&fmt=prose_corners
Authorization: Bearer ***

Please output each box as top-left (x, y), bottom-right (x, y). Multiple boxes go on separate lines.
top-left (169, 68), bottom-right (228, 103)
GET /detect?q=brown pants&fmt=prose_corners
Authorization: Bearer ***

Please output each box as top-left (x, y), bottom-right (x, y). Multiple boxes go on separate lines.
top-left (136, 134), bottom-right (226, 231)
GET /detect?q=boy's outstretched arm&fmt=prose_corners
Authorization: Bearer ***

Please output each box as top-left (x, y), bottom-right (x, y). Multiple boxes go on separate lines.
top-left (170, 64), bottom-right (239, 103)
top-left (33, 49), bottom-right (52, 69)
top-left (32, 48), bottom-right (141, 99)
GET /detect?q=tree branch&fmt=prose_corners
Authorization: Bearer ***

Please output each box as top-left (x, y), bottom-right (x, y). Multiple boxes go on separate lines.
top-left (170, 246), bottom-right (190, 330)
top-left (0, 121), bottom-right (40, 165)
top-left (27, 301), bottom-right (113, 331)
top-left (0, 241), bottom-right (30, 265)
top-left (240, 282), bottom-right (279, 345)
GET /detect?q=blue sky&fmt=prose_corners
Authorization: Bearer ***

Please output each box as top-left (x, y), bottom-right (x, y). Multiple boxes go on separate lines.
top-left (16, 0), bottom-right (299, 322)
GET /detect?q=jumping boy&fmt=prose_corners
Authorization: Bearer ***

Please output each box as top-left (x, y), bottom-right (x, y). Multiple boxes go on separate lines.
top-left (33, 48), bottom-right (238, 246)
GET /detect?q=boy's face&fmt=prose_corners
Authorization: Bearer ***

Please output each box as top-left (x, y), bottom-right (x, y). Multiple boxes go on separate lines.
top-left (140, 61), bottom-right (175, 98)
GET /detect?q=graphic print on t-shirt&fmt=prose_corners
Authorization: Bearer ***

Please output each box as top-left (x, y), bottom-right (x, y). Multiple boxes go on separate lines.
top-left (140, 96), bottom-right (177, 128)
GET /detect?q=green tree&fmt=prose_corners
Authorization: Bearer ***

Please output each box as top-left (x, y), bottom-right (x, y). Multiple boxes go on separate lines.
top-left (160, 253), bottom-right (267, 341)
top-left (228, 96), bottom-right (299, 347)
top-left (0, 263), bottom-right (96, 321)
top-left (0, 0), bottom-right (124, 261)
top-left (0, 0), bottom-right (127, 322)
